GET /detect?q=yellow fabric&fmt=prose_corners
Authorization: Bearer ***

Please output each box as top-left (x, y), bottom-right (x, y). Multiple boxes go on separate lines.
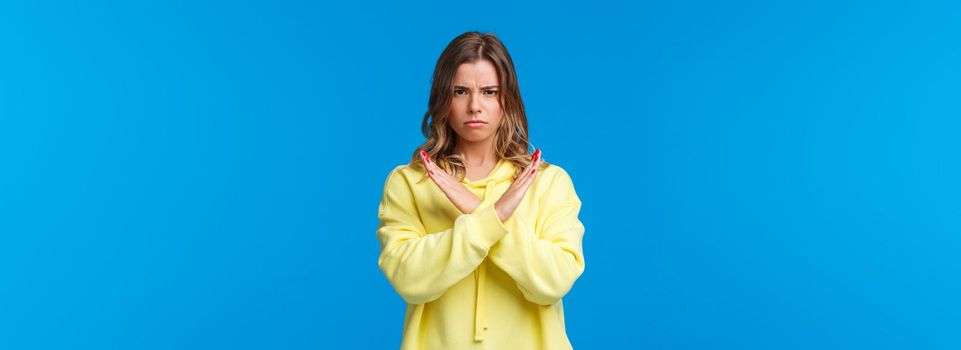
top-left (376, 158), bottom-right (586, 349)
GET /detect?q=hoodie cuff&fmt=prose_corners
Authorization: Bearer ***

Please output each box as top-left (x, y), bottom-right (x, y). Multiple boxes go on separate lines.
top-left (469, 203), bottom-right (510, 247)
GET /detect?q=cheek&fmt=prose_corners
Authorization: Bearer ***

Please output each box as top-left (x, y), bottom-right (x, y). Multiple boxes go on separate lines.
top-left (448, 99), bottom-right (466, 117)
top-left (484, 98), bottom-right (501, 112)
top-left (487, 100), bottom-right (503, 120)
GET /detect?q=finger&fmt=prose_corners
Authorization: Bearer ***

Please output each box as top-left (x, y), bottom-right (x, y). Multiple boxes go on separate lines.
top-left (532, 149), bottom-right (542, 171)
top-left (523, 163), bottom-right (538, 186)
top-left (513, 149), bottom-right (541, 183)
top-left (420, 151), bottom-right (437, 178)
top-left (423, 155), bottom-right (456, 188)
top-left (519, 152), bottom-right (542, 188)
top-left (526, 149), bottom-right (542, 174)
top-left (512, 166), bottom-right (532, 185)
top-left (436, 167), bottom-right (462, 191)
top-left (425, 157), bottom-right (449, 183)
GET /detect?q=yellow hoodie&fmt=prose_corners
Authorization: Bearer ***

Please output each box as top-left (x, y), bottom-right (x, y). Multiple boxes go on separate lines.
top-left (376, 157), bottom-right (586, 350)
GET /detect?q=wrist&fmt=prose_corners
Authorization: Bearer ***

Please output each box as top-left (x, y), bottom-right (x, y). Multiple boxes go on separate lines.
top-left (462, 197), bottom-right (483, 214)
top-left (493, 202), bottom-right (506, 222)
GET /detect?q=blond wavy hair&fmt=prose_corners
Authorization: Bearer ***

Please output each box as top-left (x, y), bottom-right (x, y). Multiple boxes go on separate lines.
top-left (410, 31), bottom-right (547, 182)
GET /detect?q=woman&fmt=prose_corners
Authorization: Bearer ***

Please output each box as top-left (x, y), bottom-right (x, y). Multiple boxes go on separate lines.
top-left (376, 31), bottom-right (586, 349)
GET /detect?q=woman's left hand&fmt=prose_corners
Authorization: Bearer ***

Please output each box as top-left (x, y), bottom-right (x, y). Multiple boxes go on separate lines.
top-left (494, 149), bottom-right (540, 222)
top-left (420, 151), bottom-right (483, 215)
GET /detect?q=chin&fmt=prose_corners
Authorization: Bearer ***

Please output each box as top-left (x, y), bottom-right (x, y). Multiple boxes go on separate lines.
top-left (456, 132), bottom-right (494, 143)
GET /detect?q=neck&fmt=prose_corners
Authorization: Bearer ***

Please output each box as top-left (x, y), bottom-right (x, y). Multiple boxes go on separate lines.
top-left (453, 138), bottom-right (497, 166)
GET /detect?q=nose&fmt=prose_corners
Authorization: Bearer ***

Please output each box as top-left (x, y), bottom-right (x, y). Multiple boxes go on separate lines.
top-left (468, 92), bottom-right (482, 115)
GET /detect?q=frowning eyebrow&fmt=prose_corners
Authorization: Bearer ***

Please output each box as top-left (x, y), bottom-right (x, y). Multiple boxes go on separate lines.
top-left (453, 85), bottom-right (500, 89)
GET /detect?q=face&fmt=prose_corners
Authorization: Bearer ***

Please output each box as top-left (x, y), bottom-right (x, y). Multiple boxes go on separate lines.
top-left (448, 60), bottom-right (503, 145)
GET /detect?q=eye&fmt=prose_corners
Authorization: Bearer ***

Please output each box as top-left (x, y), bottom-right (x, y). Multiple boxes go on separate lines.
top-left (484, 90), bottom-right (498, 96)
top-left (454, 89), bottom-right (467, 95)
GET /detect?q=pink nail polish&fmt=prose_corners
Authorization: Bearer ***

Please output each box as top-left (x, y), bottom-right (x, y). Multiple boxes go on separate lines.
top-left (531, 168), bottom-right (536, 174)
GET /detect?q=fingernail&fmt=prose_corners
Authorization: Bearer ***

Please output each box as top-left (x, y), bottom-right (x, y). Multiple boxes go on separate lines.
top-left (531, 168), bottom-right (536, 174)
top-left (429, 170), bottom-right (434, 175)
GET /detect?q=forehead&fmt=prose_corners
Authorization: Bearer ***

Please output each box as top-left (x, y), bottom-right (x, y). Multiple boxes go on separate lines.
top-left (453, 60), bottom-right (499, 85)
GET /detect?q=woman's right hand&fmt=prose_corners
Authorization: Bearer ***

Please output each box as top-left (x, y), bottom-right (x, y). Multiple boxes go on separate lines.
top-left (420, 150), bottom-right (483, 215)
top-left (494, 149), bottom-right (541, 222)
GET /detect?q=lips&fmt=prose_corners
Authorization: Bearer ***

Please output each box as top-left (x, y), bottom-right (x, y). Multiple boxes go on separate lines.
top-left (464, 120), bottom-right (487, 125)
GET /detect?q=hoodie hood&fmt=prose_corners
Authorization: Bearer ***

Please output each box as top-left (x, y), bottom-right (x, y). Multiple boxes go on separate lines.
top-left (458, 157), bottom-right (516, 188)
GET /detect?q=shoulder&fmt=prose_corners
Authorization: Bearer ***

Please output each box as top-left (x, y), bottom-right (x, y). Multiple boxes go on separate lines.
top-left (377, 163), bottom-right (424, 214)
top-left (381, 163), bottom-right (425, 190)
top-left (391, 162), bottom-right (427, 178)
top-left (535, 162), bottom-right (580, 202)
top-left (539, 162), bottom-right (576, 185)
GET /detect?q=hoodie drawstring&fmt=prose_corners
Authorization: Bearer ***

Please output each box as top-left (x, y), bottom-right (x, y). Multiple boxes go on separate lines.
top-left (474, 179), bottom-right (497, 341)
top-left (474, 261), bottom-right (488, 341)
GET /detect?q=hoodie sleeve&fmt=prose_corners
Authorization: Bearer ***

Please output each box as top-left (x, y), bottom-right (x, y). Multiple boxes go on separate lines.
top-left (376, 167), bottom-right (510, 305)
top-left (488, 167), bottom-right (586, 306)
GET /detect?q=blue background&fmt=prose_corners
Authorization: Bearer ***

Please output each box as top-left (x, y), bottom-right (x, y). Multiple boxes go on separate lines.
top-left (2, 0), bottom-right (959, 349)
